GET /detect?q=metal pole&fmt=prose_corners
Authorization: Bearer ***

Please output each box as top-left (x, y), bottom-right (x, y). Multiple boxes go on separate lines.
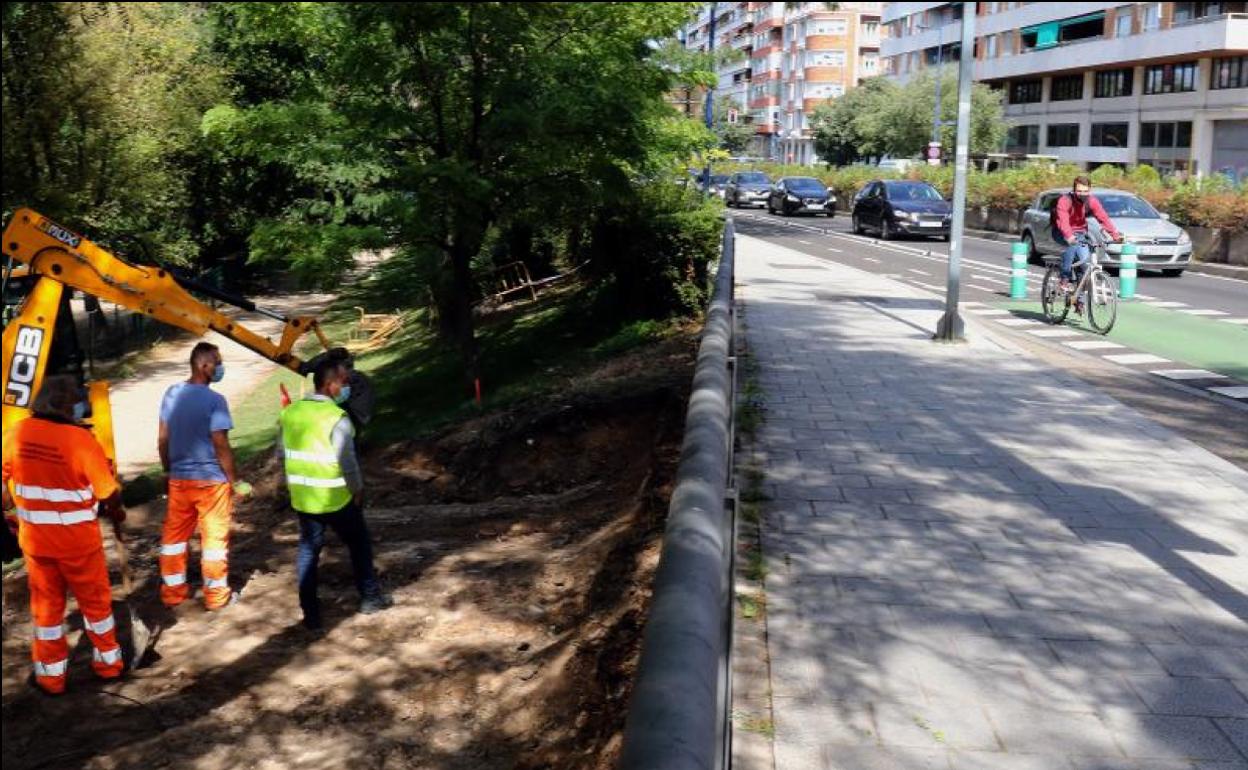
top-left (934, 3), bottom-right (974, 342)
top-left (702, 2), bottom-right (719, 197)
top-left (932, 24), bottom-right (944, 145)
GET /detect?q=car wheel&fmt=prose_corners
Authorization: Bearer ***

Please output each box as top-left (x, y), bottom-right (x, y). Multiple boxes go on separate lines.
top-left (1162, 269), bottom-right (1184, 278)
top-left (1022, 232), bottom-right (1039, 263)
top-left (852, 214), bottom-right (863, 234)
top-left (881, 218), bottom-right (893, 240)
top-left (767, 200), bottom-right (774, 214)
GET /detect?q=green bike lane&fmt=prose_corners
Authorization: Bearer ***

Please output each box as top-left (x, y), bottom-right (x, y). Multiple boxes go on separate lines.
top-left (995, 297), bottom-right (1248, 391)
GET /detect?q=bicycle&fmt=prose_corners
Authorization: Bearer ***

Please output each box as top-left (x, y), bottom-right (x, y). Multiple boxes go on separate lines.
top-left (1040, 230), bottom-right (1119, 335)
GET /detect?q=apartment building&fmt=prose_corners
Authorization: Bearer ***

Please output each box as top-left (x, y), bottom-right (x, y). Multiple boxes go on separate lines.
top-left (681, 2), bottom-right (884, 163)
top-left (881, 2), bottom-right (1248, 180)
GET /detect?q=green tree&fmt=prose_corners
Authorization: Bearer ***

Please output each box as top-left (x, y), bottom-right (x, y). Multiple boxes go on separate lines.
top-left (714, 97), bottom-right (755, 155)
top-left (204, 3), bottom-right (710, 392)
top-left (2, 3), bottom-right (228, 265)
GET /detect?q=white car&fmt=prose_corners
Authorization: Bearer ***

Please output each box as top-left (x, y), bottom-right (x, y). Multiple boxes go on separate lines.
top-left (1020, 188), bottom-right (1193, 277)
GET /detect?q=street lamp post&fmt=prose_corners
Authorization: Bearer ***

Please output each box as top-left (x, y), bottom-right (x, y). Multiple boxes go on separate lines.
top-left (933, 2), bottom-right (974, 342)
top-left (702, 2), bottom-right (719, 197)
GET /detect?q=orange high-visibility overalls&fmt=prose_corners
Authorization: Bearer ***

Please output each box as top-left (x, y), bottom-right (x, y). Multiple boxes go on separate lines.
top-left (2, 417), bottom-right (124, 694)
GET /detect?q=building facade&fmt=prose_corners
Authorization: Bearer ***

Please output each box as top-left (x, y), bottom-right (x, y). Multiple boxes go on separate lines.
top-left (881, 2), bottom-right (1248, 180)
top-left (681, 2), bottom-right (884, 164)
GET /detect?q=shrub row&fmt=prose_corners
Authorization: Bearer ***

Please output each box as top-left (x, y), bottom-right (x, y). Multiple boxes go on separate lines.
top-left (720, 162), bottom-right (1248, 232)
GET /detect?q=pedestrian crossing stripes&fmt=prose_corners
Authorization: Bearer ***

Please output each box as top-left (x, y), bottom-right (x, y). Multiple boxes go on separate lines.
top-left (1064, 340), bottom-right (1124, 350)
top-left (1218, 318), bottom-right (1248, 325)
top-left (1208, 386), bottom-right (1248, 399)
top-left (1177, 308), bottom-right (1229, 316)
top-left (1104, 353), bottom-right (1172, 365)
top-left (1150, 369), bottom-right (1225, 381)
top-left (1027, 328), bottom-right (1083, 338)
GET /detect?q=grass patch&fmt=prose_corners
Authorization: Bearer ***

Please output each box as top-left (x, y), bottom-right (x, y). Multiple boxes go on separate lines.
top-left (734, 712), bottom-right (775, 739)
top-left (743, 546), bottom-right (767, 583)
top-left (737, 592), bottom-right (762, 620)
top-left (224, 283), bottom-right (690, 459)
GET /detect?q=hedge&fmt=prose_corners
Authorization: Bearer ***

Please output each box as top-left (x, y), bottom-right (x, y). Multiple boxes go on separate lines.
top-left (718, 161), bottom-right (1248, 232)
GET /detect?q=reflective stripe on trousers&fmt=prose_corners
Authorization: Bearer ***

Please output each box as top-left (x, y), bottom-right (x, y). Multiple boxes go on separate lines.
top-left (34, 624), bottom-right (64, 641)
top-left (34, 658), bottom-right (68, 677)
top-left (92, 646), bottom-right (123, 665)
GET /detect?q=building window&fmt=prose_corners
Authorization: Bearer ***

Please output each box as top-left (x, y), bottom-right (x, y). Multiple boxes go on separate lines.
top-left (1091, 122), bottom-right (1129, 147)
top-left (1173, 2), bottom-right (1229, 24)
top-left (1094, 68), bottom-right (1133, 98)
top-left (1141, 121), bottom-right (1194, 148)
top-left (1047, 124), bottom-right (1080, 147)
top-left (1115, 5), bottom-right (1134, 36)
top-left (811, 20), bottom-right (848, 36)
top-left (1144, 61), bottom-right (1198, 94)
top-left (985, 34), bottom-right (998, 58)
top-left (862, 54), bottom-right (878, 74)
top-left (862, 21), bottom-right (879, 39)
top-left (1211, 55), bottom-right (1247, 89)
top-left (1009, 79), bottom-right (1043, 104)
top-left (809, 50), bottom-right (847, 68)
top-left (1050, 74), bottom-right (1084, 101)
top-left (1006, 124), bottom-right (1040, 154)
top-left (1020, 12), bottom-right (1105, 50)
top-left (1142, 3), bottom-right (1162, 31)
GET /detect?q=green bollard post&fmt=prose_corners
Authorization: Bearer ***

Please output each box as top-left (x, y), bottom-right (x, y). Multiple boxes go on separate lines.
top-left (1010, 241), bottom-right (1028, 299)
top-left (1119, 242), bottom-right (1138, 300)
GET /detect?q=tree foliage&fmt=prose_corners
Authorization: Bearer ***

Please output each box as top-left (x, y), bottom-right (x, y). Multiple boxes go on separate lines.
top-left (2, 2), bottom-right (228, 265)
top-left (811, 70), bottom-right (1005, 166)
top-left (203, 2), bottom-right (716, 389)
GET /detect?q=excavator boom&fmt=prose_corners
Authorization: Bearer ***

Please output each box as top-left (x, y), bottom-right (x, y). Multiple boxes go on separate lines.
top-left (2, 207), bottom-right (331, 442)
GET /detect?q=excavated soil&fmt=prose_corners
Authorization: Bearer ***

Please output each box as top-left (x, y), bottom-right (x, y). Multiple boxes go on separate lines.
top-left (0, 335), bottom-right (695, 770)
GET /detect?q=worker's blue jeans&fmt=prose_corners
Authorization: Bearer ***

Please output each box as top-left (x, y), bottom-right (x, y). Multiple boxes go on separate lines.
top-left (296, 501), bottom-right (381, 628)
top-left (1060, 241), bottom-right (1090, 281)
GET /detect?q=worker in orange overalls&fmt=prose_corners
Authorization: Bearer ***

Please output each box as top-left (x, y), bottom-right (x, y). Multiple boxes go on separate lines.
top-left (1, 375), bottom-right (126, 695)
top-left (157, 341), bottom-right (247, 611)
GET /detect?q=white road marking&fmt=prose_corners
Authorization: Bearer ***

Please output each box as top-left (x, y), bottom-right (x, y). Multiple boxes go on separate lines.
top-left (969, 285), bottom-right (999, 293)
top-left (1144, 301), bottom-right (1188, 308)
top-left (826, 246), bottom-right (843, 253)
top-left (961, 301), bottom-right (986, 307)
top-left (1150, 369), bottom-right (1226, 381)
top-left (862, 257), bottom-right (880, 263)
top-left (1177, 308), bottom-right (1229, 316)
top-left (1065, 340), bottom-right (1125, 350)
top-left (1219, 318), bottom-right (1248, 325)
top-left (1132, 293), bottom-right (1156, 300)
top-left (1104, 353), bottom-right (1172, 365)
top-left (967, 309), bottom-right (1010, 316)
top-left (1028, 328), bottom-right (1084, 338)
top-left (1208, 386), bottom-right (1248, 399)
top-left (908, 269), bottom-right (930, 276)
top-left (997, 318), bottom-right (1040, 327)
top-left (797, 240), bottom-right (813, 245)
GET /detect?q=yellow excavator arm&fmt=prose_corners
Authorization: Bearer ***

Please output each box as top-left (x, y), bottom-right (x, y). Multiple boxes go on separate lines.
top-left (2, 207), bottom-right (332, 449)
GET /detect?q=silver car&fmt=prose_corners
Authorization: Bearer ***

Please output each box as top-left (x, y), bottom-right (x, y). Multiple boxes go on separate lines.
top-left (1020, 188), bottom-right (1193, 277)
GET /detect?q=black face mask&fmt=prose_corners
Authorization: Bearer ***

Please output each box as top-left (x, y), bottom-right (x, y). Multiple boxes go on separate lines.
top-left (1074, 192), bottom-right (1090, 203)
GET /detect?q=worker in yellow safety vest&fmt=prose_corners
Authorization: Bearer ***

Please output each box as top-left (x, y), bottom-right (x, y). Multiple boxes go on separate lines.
top-left (276, 358), bottom-right (391, 631)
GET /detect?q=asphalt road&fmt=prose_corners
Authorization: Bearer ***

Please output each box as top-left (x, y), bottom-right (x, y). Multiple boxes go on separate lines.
top-left (730, 207), bottom-right (1248, 318)
top-left (730, 207), bottom-right (1248, 472)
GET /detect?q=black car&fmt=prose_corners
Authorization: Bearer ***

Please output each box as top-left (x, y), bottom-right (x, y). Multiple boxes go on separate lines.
top-left (851, 180), bottom-right (951, 240)
top-left (725, 171), bottom-right (772, 208)
top-left (767, 177), bottom-right (835, 217)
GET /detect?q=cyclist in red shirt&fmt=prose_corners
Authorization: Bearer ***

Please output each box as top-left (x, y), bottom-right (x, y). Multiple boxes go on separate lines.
top-left (1052, 175), bottom-right (1124, 292)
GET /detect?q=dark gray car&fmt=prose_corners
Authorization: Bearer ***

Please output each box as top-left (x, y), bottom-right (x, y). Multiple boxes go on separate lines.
top-left (726, 171), bottom-right (772, 208)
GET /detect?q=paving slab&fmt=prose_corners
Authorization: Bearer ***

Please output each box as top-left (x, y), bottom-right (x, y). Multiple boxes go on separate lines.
top-left (733, 235), bottom-right (1248, 769)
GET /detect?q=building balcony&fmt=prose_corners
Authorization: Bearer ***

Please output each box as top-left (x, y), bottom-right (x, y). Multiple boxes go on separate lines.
top-left (977, 13), bottom-right (1248, 81)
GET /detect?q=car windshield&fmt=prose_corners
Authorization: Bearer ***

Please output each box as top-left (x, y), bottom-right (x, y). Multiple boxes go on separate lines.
top-left (885, 182), bottom-right (943, 201)
top-left (710, 175), bottom-right (730, 185)
top-left (738, 172), bottom-right (769, 183)
top-left (787, 178), bottom-right (824, 192)
top-left (1096, 194), bottom-right (1159, 219)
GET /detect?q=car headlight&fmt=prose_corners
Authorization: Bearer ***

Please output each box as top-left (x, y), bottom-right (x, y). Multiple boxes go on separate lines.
top-left (1178, 230), bottom-right (1191, 245)
top-left (786, 194), bottom-right (799, 202)
top-left (908, 212), bottom-right (922, 222)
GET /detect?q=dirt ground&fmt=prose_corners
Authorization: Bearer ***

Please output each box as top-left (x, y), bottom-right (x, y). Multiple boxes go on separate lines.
top-left (1, 336), bottom-right (695, 770)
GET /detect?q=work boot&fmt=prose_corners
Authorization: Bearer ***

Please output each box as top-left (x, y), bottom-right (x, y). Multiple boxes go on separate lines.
top-left (359, 593), bottom-right (394, 615)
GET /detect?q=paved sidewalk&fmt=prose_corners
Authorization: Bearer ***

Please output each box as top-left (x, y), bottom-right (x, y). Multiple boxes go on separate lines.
top-left (733, 234), bottom-right (1248, 770)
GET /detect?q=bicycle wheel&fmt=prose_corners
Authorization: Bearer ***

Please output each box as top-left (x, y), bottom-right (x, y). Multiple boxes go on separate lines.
top-left (1041, 266), bottom-right (1069, 325)
top-left (1086, 268), bottom-right (1118, 335)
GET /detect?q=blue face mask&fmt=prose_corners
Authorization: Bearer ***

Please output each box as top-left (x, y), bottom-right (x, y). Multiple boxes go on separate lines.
top-left (211, 363), bottom-right (225, 383)
top-left (334, 384), bottom-right (352, 405)
top-left (72, 401), bottom-right (88, 421)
